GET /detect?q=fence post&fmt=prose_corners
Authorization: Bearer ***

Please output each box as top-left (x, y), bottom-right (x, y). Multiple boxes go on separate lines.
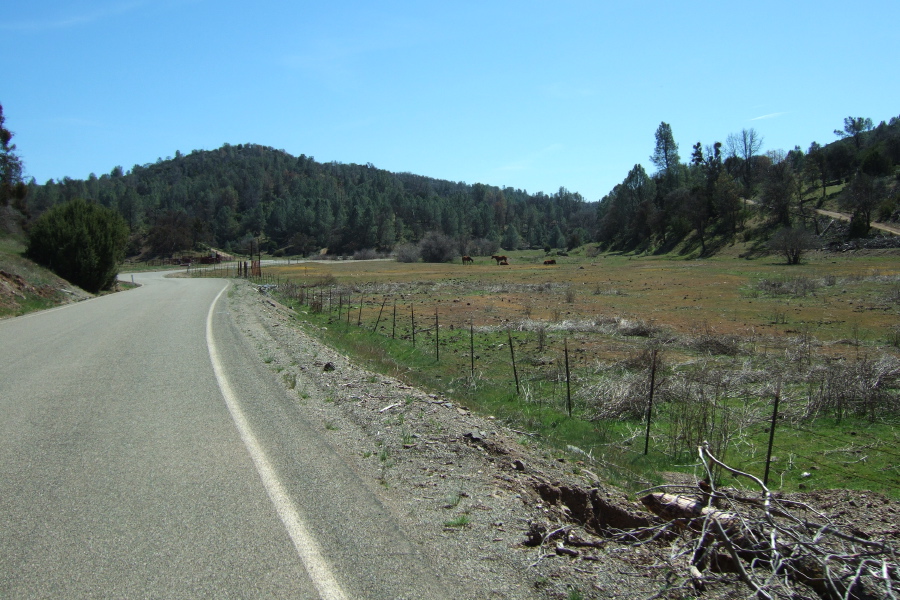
top-left (564, 338), bottom-right (572, 417)
top-left (763, 377), bottom-right (782, 486)
top-left (434, 306), bottom-right (439, 362)
top-left (411, 304), bottom-right (416, 347)
top-left (508, 329), bottom-right (520, 396)
top-left (392, 301), bottom-right (397, 339)
top-left (470, 320), bottom-right (475, 377)
top-left (373, 297), bottom-right (387, 333)
top-left (643, 348), bottom-right (658, 455)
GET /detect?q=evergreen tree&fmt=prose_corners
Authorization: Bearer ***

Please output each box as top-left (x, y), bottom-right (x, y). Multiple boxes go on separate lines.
top-left (0, 103), bottom-right (27, 209)
top-left (27, 198), bottom-right (129, 293)
top-left (650, 122), bottom-right (680, 174)
top-left (650, 122), bottom-right (680, 192)
top-left (501, 225), bottom-right (521, 250)
top-left (834, 116), bottom-right (874, 149)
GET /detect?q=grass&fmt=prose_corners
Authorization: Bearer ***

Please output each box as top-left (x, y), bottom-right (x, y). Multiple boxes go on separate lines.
top-left (248, 247), bottom-right (899, 497)
top-left (443, 514), bottom-right (471, 528)
top-left (264, 249), bottom-right (900, 347)
top-left (443, 492), bottom-right (463, 509)
top-left (0, 235), bottom-right (84, 318)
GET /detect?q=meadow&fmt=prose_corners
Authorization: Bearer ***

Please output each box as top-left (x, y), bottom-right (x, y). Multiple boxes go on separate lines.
top-left (226, 247), bottom-right (900, 497)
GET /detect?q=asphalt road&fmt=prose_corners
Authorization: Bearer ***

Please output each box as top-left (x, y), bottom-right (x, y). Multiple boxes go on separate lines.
top-left (0, 272), bottom-right (455, 599)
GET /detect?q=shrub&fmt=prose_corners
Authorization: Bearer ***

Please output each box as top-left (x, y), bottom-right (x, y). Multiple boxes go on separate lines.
top-left (418, 231), bottom-right (456, 263)
top-left (467, 237), bottom-right (499, 257)
top-left (394, 243), bottom-right (420, 263)
top-left (768, 227), bottom-right (818, 265)
top-left (353, 248), bottom-right (377, 260)
top-left (26, 198), bottom-right (129, 293)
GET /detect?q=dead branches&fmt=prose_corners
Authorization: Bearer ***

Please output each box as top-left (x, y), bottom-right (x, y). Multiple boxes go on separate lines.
top-left (639, 443), bottom-right (898, 600)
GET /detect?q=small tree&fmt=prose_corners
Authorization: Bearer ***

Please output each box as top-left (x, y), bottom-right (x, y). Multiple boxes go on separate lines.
top-left (768, 227), bottom-right (817, 265)
top-left (841, 173), bottom-right (884, 236)
top-left (27, 198), bottom-right (129, 293)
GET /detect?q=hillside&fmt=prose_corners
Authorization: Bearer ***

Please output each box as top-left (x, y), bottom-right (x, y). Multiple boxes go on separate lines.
top-left (23, 145), bottom-right (595, 258)
top-left (595, 115), bottom-right (900, 255)
top-left (13, 113), bottom-right (900, 267)
top-left (0, 207), bottom-right (92, 318)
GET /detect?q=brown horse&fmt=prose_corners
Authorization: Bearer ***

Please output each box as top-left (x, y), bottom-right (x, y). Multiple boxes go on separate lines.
top-left (498, 259), bottom-right (509, 265)
top-left (491, 254), bottom-right (508, 265)
top-left (543, 259), bottom-right (556, 265)
top-left (462, 255), bottom-right (474, 265)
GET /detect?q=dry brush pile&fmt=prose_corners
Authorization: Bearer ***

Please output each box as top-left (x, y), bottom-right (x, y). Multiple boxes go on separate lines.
top-left (636, 444), bottom-right (898, 600)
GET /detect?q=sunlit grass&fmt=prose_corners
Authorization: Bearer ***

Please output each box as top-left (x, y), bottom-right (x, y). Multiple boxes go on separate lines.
top-left (262, 248), bottom-right (900, 497)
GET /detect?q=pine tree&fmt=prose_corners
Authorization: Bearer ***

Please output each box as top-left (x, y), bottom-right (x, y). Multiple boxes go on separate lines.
top-left (0, 103), bottom-right (27, 209)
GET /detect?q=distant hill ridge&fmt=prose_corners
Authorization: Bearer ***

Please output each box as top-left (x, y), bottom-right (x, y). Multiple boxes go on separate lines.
top-left (24, 144), bottom-right (595, 257)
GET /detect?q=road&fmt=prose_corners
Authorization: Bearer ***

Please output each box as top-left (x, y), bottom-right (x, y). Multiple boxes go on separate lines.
top-left (814, 208), bottom-right (900, 236)
top-left (0, 272), bottom-right (456, 599)
top-left (744, 197), bottom-right (900, 236)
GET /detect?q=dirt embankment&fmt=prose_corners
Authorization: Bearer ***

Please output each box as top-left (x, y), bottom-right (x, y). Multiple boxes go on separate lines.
top-left (228, 280), bottom-right (899, 600)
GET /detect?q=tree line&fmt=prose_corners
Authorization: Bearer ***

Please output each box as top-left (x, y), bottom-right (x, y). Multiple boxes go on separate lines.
top-left (5, 99), bottom-right (899, 295)
top-left (597, 115), bottom-right (900, 254)
top-left (23, 144), bottom-right (595, 258)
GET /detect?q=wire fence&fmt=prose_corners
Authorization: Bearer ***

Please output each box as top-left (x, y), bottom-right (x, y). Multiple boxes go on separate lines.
top-left (188, 263), bottom-right (900, 495)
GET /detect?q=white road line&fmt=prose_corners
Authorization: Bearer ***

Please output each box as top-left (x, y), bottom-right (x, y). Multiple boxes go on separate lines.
top-left (206, 284), bottom-right (348, 600)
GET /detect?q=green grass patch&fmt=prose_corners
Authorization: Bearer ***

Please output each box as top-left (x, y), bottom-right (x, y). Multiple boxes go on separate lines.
top-left (443, 514), bottom-right (471, 528)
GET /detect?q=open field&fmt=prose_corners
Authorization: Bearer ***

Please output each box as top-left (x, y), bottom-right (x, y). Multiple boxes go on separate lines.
top-left (204, 248), bottom-right (900, 497)
top-left (264, 248), bottom-right (900, 349)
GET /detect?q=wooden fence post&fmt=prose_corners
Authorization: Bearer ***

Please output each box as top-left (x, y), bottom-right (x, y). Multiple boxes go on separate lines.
top-left (411, 304), bottom-right (416, 347)
top-left (763, 377), bottom-right (782, 486)
top-left (470, 320), bottom-right (475, 377)
top-left (643, 348), bottom-right (658, 455)
top-left (373, 297), bottom-right (387, 333)
top-left (434, 306), bottom-right (439, 361)
top-left (564, 338), bottom-right (572, 417)
top-left (508, 329), bottom-right (520, 395)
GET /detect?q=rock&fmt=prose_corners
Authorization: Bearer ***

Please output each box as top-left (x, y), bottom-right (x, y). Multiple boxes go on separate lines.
top-left (323, 362), bottom-right (336, 372)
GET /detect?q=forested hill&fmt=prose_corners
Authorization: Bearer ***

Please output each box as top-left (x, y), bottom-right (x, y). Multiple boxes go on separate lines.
top-left (596, 115), bottom-right (900, 254)
top-left (23, 144), bottom-right (594, 256)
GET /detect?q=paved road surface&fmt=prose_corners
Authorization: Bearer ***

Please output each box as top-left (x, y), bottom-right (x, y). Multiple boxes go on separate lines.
top-left (0, 272), bottom-right (455, 599)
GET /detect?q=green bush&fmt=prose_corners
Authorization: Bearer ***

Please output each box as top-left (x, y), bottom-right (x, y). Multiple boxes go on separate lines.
top-left (27, 198), bottom-right (129, 293)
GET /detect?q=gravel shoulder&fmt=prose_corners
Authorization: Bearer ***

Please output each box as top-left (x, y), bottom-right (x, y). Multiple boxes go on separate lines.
top-left (227, 279), bottom-right (664, 599)
top-left (225, 279), bottom-right (899, 600)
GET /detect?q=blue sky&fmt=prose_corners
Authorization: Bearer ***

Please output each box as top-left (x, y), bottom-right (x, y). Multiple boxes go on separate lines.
top-left (4, 0), bottom-right (898, 202)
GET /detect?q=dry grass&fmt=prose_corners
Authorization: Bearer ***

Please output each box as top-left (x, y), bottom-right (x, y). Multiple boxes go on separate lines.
top-left (267, 249), bottom-right (900, 358)
top-left (258, 247), bottom-right (900, 496)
